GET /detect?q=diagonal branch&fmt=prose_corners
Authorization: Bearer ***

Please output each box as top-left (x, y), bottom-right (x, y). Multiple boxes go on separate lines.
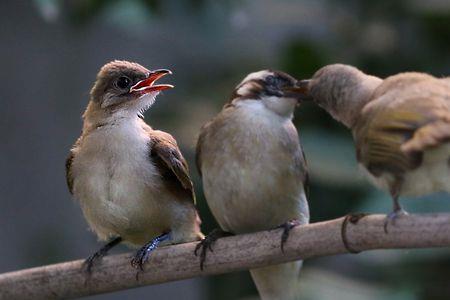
top-left (1, 213), bottom-right (450, 299)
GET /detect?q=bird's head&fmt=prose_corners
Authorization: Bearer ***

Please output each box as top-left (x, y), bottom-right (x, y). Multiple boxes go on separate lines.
top-left (304, 64), bottom-right (363, 108)
top-left (297, 64), bottom-right (382, 128)
top-left (231, 70), bottom-right (307, 117)
top-left (89, 60), bottom-right (173, 116)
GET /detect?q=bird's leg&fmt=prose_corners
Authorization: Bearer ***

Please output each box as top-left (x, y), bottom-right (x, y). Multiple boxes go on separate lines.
top-left (131, 232), bottom-right (171, 271)
top-left (341, 213), bottom-right (368, 253)
top-left (384, 183), bottom-right (408, 233)
top-left (277, 219), bottom-right (302, 253)
top-left (194, 228), bottom-right (233, 271)
top-left (83, 236), bottom-right (122, 274)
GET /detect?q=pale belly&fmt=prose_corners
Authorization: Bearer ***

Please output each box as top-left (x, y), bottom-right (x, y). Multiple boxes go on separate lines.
top-left (203, 161), bottom-right (309, 234)
top-left (73, 155), bottom-right (171, 245)
top-left (362, 143), bottom-right (450, 197)
top-left (71, 127), bottom-right (170, 245)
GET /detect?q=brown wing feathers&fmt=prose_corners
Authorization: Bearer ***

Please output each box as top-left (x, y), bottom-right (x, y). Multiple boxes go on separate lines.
top-left (401, 114), bottom-right (450, 155)
top-left (358, 96), bottom-right (450, 177)
top-left (65, 152), bottom-right (75, 195)
top-left (150, 130), bottom-right (196, 203)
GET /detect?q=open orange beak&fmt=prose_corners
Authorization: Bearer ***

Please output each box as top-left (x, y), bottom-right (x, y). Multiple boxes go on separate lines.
top-left (130, 69), bottom-right (174, 94)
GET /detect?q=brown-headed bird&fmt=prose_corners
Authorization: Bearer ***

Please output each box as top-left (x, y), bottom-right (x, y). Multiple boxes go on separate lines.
top-left (66, 60), bottom-right (203, 271)
top-left (196, 70), bottom-right (310, 300)
top-left (300, 64), bottom-right (450, 230)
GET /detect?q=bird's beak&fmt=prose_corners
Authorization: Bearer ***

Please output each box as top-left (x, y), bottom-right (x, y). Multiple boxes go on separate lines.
top-left (283, 79), bottom-right (312, 102)
top-left (130, 69), bottom-right (174, 94)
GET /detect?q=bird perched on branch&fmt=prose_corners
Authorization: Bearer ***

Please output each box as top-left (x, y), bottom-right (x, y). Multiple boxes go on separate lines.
top-left (66, 60), bottom-right (203, 271)
top-left (299, 64), bottom-right (450, 231)
top-left (196, 70), bottom-right (310, 300)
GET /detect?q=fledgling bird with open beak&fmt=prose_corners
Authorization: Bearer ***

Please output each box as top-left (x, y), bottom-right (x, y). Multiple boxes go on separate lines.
top-left (299, 64), bottom-right (450, 230)
top-left (66, 60), bottom-right (203, 271)
top-left (196, 70), bottom-right (310, 300)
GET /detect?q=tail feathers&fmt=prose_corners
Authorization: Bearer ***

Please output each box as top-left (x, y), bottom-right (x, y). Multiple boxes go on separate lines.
top-left (250, 261), bottom-right (303, 300)
top-left (401, 118), bottom-right (450, 154)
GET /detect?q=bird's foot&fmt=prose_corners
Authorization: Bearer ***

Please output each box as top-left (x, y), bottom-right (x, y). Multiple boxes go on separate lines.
top-left (384, 209), bottom-right (408, 234)
top-left (82, 237), bottom-right (122, 274)
top-left (341, 213), bottom-right (368, 253)
top-left (278, 219), bottom-right (302, 253)
top-left (194, 228), bottom-right (232, 271)
top-left (83, 252), bottom-right (103, 274)
top-left (131, 232), bottom-right (171, 271)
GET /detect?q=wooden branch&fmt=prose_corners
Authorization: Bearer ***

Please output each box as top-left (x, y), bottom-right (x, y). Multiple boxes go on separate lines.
top-left (1, 213), bottom-right (450, 299)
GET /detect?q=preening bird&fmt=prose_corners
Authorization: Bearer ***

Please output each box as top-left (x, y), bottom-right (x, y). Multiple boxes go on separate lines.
top-left (66, 60), bottom-right (203, 271)
top-left (196, 70), bottom-right (310, 300)
top-left (300, 64), bottom-right (450, 230)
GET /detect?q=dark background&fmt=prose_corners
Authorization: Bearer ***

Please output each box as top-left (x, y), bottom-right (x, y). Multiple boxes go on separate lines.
top-left (1, 0), bottom-right (450, 299)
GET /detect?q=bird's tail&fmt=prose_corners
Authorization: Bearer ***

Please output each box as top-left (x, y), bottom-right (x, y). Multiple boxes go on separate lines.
top-left (250, 261), bottom-right (303, 300)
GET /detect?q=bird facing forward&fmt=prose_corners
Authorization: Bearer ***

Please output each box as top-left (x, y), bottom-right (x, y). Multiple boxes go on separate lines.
top-left (300, 64), bottom-right (450, 230)
top-left (196, 70), bottom-right (310, 300)
top-left (66, 60), bottom-right (203, 271)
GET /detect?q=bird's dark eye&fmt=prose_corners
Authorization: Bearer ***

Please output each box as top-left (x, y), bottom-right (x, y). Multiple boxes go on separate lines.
top-left (266, 75), bottom-right (276, 85)
top-left (115, 76), bottom-right (132, 90)
top-left (266, 75), bottom-right (287, 87)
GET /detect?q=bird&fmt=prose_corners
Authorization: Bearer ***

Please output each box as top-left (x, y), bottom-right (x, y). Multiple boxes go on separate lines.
top-left (299, 64), bottom-right (450, 231)
top-left (195, 70), bottom-right (310, 300)
top-left (66, 60), bottom-right (203, 272)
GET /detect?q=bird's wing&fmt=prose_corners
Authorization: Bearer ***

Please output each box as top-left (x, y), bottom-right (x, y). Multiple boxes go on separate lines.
top-left (300, 146), bottom-right (310, 198)
top-left (283, 122), bottom-right (309, 195)
top-left (65, 151), bottom-right (75, 195)
top-left (195, 123), bottom-right (210, 178)
top-left (401, 112), bottom-right (450, 154)
top-left (65, 137), bottom-right (81, 195)
top-left (196, 104), bottom-right (237, 178)
top-left (355, 92), bottom-right (450, 177)
top-left (150, 130), bottom-right (196, 203)
top-left (400, 77), bottom-right (450, 154)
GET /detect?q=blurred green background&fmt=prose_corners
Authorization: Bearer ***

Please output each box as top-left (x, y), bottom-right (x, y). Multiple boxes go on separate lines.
top-left (1, 0), bottom-right (450, 299)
